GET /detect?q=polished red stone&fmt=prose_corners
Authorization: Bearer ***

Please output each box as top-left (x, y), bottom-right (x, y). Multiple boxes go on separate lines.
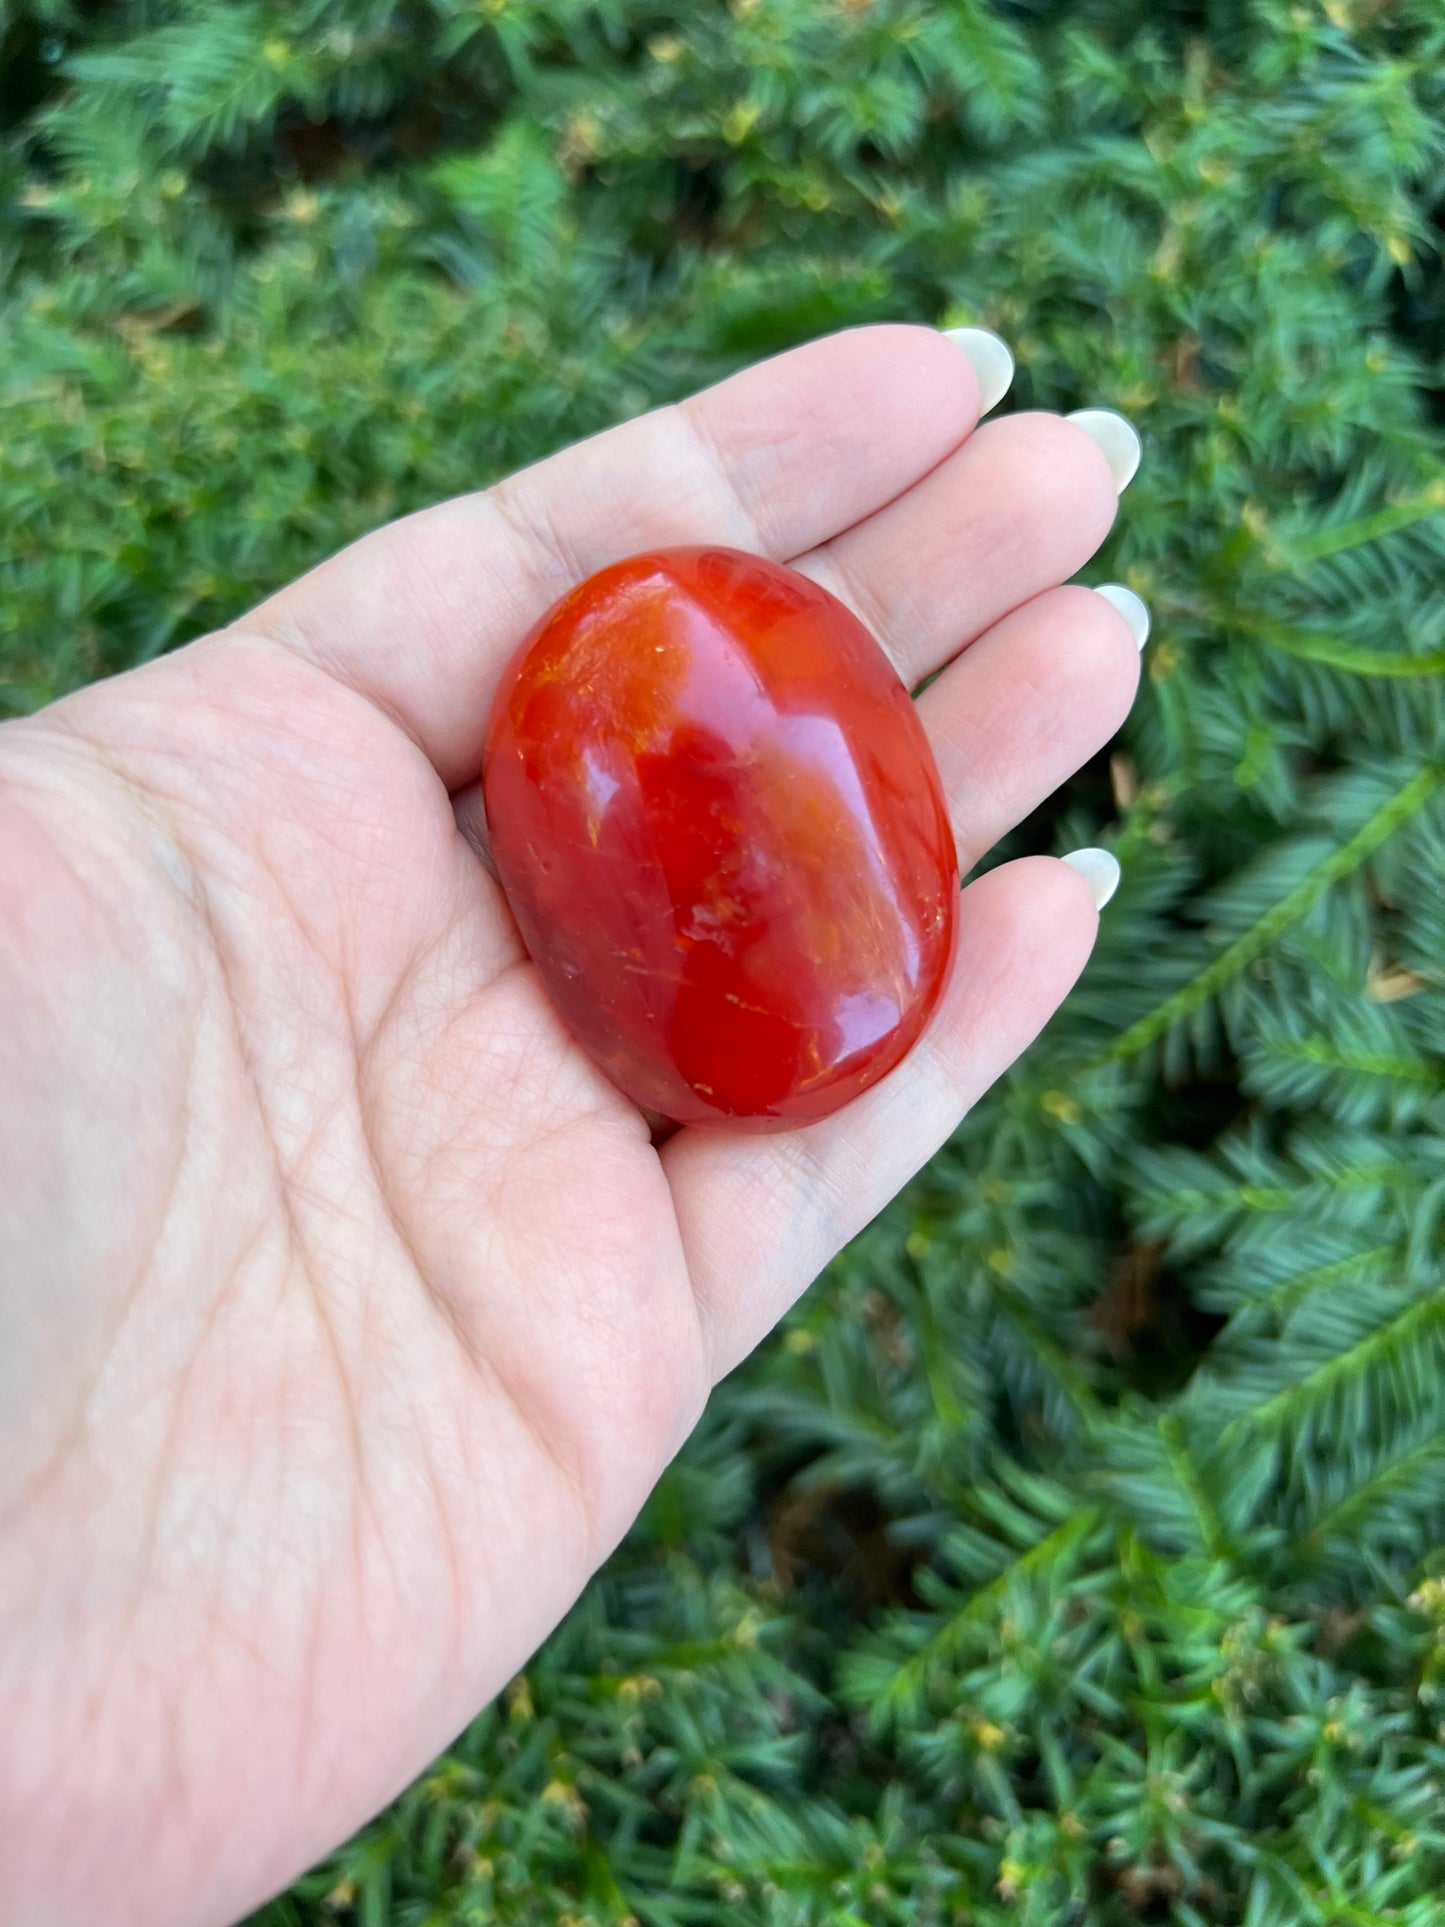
top-left (482, 546), bottom-right (958, 1129)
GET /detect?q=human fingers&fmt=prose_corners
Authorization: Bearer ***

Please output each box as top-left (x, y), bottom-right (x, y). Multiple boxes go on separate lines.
top-left (239, 325), bottom-right (1003, 788)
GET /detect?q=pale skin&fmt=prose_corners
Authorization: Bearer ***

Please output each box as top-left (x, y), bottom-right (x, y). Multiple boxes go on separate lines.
top-left (0, 325), bottom-right (1140, 1925)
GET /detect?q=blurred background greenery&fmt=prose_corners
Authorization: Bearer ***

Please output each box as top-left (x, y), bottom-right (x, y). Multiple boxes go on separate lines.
top-left (3, 0), bottom-right (1443, 1920)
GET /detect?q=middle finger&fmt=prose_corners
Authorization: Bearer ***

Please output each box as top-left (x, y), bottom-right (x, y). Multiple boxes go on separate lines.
top-left (792, 409), bottom-right (1133, 687)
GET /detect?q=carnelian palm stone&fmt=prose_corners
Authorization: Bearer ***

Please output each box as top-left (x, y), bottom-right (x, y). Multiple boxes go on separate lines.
top-left (482, 545), bottom-right (959, 1131)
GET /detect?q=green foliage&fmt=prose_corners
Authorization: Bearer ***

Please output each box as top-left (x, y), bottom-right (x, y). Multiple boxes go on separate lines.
top-left (2, 0), bottom-right (1442, 1919)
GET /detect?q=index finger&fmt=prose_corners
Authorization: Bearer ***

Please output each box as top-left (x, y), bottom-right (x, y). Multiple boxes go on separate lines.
top-left (236, 325), bottom-right (988, 787)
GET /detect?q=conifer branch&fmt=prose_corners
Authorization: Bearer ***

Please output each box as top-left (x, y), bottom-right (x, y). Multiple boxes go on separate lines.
top-left (1097, 764), bottom-right (1444, 1067)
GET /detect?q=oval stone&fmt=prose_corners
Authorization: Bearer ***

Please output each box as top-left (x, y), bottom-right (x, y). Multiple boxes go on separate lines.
top-left (482, 546), bottom-right (958, 1130)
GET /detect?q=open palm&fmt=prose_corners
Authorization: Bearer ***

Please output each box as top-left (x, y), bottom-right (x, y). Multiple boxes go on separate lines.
top-left (0, 327), bottom-right (1141, 1925)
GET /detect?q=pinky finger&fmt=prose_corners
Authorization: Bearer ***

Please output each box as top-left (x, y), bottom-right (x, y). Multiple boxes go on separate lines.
top-left (662, 855), bottom-right (1106, 1380)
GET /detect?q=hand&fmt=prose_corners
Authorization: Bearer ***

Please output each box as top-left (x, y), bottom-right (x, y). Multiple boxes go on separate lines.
top-left (0, 326), bottom-right (1141, 1925)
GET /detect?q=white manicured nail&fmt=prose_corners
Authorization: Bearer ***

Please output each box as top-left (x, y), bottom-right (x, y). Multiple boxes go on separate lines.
top-left (1061, 847), bottom-right (1121, 909)
top-left (1094, 583), bottom-right (1150, 649)
top-left (1066, 408), bottom-right (1142, 491)
top-left (944, 327), bottom-right (1015, 414)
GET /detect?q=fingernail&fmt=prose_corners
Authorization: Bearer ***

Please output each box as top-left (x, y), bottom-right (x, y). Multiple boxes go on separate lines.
top-left (1066, 408), bottom-right (1142, 491)
top-left (944, 326), bottom-right (1015, 415)
top-left (1061, 847), bottom-right (1121, 909)
top-left (1094, 583), bottom-right (1150, 649)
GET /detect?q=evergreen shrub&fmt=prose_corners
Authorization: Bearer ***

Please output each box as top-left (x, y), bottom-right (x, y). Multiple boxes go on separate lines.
top-left (1, 0), bottom-right (1442, 1919)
